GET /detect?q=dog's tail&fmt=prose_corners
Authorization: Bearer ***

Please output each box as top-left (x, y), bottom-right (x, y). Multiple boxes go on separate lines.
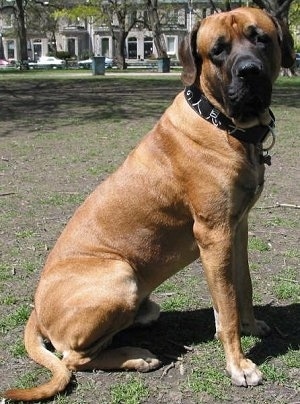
top-left (2, 310), bottom-right (72, 402)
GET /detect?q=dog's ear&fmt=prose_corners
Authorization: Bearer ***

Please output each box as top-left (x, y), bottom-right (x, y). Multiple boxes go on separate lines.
top-left (179, 21), bottom-right (202, 86)
top-left (267, 12), bottom-right (295, 68)
top-left (277, 19), bottom-right (295, 68)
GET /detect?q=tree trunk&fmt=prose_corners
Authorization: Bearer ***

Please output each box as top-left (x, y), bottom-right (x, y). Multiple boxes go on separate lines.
top-left (146, 0), bottom-right (167, 58)
top-left (15, 0), bottom-right (29, 69)
top-left (115, 29), bottom-right (127, 70)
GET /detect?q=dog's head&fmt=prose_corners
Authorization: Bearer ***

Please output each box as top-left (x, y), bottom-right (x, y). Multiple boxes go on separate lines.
top-left (179, 7), bottom-right (295, 126)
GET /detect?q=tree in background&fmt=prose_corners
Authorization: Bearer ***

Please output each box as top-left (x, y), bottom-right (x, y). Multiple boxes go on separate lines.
top-left (288, 1), bottom-right (300, 50)
top-left (4, 0), bottom-right (298, 70)
top-left (1, 0), bottom-right (63, 68)
top-left (15, 0), bottom-right (28, 68)
top-left (0, 0), bottom-right (29, 68)
top-left (54, 0), bottom-right (179, 68)
top-left (27, 1), bottom-right (62, 57)
top-left (251, 0), bottom-right (294, 20)
top-left (56, 1), bottom-right (143, 69)
top-left (101, 0), bottom-right (142, 69)
top-left (216, 0), bottom-right (295, 21)
top-left (146, 0), bottom-right (167, 58)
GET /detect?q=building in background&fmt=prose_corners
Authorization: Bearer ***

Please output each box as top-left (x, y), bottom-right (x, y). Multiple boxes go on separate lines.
top-left (0, 0), bottom-right (266, 63)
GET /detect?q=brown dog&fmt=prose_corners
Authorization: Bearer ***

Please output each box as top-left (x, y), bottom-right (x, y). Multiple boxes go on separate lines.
top-left (3, 7), bottom-right (295, 402)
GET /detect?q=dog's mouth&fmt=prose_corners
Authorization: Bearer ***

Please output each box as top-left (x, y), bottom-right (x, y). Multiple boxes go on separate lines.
top-left (227, 83), bottom-right (272, 124)
top-left (226, 59), bottom-right (273, 125)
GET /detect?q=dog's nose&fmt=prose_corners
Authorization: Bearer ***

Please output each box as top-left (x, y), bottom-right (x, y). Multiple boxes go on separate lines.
top-left (237, 61), bottom-right (263, 78)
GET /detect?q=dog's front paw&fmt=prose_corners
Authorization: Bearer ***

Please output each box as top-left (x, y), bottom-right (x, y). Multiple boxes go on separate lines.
top-left (241, 319), bottom-right (271, 337)
top-left (227, 358), bottom-right (263, 387)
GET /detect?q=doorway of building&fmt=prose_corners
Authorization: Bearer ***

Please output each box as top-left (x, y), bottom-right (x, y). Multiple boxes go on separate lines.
top-left (128, 37), bottom-right (137, 59)
top-left (33, 40), bottom-right (42, 62)
top-left (144, 36), bottom-right (153, 59)
top-left (67, 38), bottom-right (76, 57)
top-left (101, 38), bottom-right (109, 57)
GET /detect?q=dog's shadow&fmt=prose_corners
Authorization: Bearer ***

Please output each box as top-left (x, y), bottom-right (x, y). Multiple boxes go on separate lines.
top-left (60, 304), bottom-right (300, 400)
top-left (113, 303), bottom-right (300, 366)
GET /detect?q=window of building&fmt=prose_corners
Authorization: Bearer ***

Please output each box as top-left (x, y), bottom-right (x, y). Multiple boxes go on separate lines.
top-left (166, 36), bottom-right (176, 55)
top-left (32, 39), bottom-right (42, 61)
top-left (7, 40), bottom-right (15, 59)
top-left (68, 38), bottom-right (76, 57)
top-left (2, 12), bottom-right (13, 29)
top-left (144, 36), bottom-right (153, 59)
top-left (178, 9), bottom-right (185, 26)
top-left (101, 38), bottom-right (109, 57)
top-left (48, 40), bottom-right (57, 55)
top-left (127, 37), bottom-right (137, 59)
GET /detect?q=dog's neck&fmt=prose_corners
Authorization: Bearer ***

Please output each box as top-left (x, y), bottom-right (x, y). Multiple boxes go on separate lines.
top-left (184, 85), bottom-right (275, 164)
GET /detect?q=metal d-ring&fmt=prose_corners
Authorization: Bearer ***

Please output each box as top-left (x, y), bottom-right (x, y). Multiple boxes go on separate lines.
top-left (262, 125), bottom-right (276, 152)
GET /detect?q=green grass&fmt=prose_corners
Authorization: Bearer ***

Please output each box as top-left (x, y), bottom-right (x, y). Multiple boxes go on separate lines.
top-left (274, 268), bottom-right (300, 302)
top-left (260, 362), bottom-right (289, 384)
top-left (248, 236), bottom-right (270, 252)
top-left (16, 230), bottom-right (36, 239)
top-left (0, 304), bottom-right (31, 334)
top-left (265, 216), bottom-right (298, 228)
top-left (161, 293), bottom-right (192, 311)
top-left (188, 366), bottom-right (230, 400)
top-left (23, 260), bottom-right (39, 273)
top-left (283, 249), bottom-right (300, 259)
top-left (9, 338), bottom-right (27, 358)
top-left (0, 295), bottom-right (18, 305)
top-left (275, 76), bottom-right (300, 86)
top-left (109, 375), bottom-right (150, 404)
top-left (188, 341), bottom-right (231, 400)
top-left (40, 193), bottom-right (85, 207)
top-left (15, 368), bottom-right (50, 389)
top-left (282, 348), bottom-right (300, 369)
top-left (241, 335), bottom-right (261, 353)
top-left (0, 263), bottom-right (13, 281)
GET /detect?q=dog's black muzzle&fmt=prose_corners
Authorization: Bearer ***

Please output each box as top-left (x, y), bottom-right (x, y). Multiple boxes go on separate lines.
top-left (227, 54), bottom-right (272, 121)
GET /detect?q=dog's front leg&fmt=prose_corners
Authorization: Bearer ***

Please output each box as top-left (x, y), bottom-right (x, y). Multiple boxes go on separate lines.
top-left (194, 222), bottom-right (263, 387)
top-left (233, 217), bottom-right (270, 337)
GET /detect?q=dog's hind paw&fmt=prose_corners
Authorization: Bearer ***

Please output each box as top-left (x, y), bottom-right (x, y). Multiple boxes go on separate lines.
top-left (121, 347), bottom-right (161, 372)
top-left (135, 356), bottom-right (162, 372)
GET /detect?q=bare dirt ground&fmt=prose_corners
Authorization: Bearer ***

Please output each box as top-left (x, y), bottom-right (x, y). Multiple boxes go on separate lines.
top-left (0, 73), bottom-right (299, 403)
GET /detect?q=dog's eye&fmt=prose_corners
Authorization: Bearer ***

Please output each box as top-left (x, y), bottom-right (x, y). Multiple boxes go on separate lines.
top-left (212, 43), bottom-right (225, 56)
top-left (246, 26), bottom-right (270, 47)
top-left (256, 34), bottom-right (271, 45)
top-left (210, 40), bottom-right (230, 63)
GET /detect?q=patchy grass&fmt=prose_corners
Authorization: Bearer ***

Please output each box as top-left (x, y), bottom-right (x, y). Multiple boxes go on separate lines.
top-left (248, 235), bottom-right (271, 252)
top-left (0, 74), bottom-right (299, 403)
top-left (109, 375), bottom-right (150, 404)
top-left (0, 304), bottom-right (31, 334)
top-left (274, 268), bottom-right (300, 302)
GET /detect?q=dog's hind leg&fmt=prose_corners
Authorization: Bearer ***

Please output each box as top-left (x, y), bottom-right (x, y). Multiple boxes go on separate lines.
top-left (63, 346), bottom-right (161, 373)
top-left (133, 298), bottom-right (161, 327)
